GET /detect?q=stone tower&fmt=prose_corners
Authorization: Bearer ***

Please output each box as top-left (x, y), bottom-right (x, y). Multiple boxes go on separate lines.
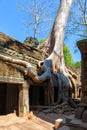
top-left (75, 39), bottom-right (87, 122)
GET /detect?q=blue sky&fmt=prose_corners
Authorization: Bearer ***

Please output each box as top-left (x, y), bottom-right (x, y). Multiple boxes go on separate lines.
top-left (0, 0), bottom-right (81, 62)
top-left (0, 0), bottom-right (28, 41)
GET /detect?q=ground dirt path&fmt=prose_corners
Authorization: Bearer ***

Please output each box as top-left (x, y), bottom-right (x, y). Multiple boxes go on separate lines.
top-left (0, 113), bottom-right (54, 130)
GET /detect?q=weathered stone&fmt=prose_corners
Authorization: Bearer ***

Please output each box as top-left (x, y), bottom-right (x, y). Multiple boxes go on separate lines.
top-left (58, 125), bottom-right (70, 130)
top-left (55, 119), bottom-right (63, 129)
top-left (69, 117), bottom-right (87, 130)
top-left (75, 107), bottom-right (85, 119)
top-left (82, 109), bottom-right (87, 122)
top-left (76, 40), bottom-right (87, 122)
top-left (19, 80), bottom-right (29, 117)
top-left (65, 114), bottom-right (74, 124)
top-left (70, 126), bottom-right (82, 130)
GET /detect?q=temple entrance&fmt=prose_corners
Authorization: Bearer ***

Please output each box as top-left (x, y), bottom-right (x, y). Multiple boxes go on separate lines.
top-left (0, 83), bottom-right (19, 115)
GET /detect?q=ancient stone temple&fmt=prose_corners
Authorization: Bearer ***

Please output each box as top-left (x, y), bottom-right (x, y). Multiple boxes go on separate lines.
top-left (0, 32), bottom-right (48, 117)
top-left (0, 32), bottom-right (81, 118)
top-left (0, 32), bottom-right (66, 117)
top-left (75, 39), bottom-right (87, 122)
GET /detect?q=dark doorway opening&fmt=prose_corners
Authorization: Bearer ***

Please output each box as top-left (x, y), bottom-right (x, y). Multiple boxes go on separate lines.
top-left (0, 84), bottom-right (6, 115)
top-left (29, 85), bottom-right (44, 106)
top-left (54, 86), bottom-right (58, 103)
top-left (0, 83), bottom-right (19, 115)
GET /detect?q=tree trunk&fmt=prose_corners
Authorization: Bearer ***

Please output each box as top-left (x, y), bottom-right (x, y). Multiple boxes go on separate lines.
top-left (37, 0), bottom-right (79, 106)
top-left (38, 0), bottom-right (73, 72)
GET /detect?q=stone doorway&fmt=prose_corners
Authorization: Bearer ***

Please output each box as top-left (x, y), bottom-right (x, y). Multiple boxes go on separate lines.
top-left (0, 83), bottom-right (19, 115)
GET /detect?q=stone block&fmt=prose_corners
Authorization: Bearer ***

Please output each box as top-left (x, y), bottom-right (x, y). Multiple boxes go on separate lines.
top-left (75, 107), bottom-right (85, 119)
top-left (58, 125), bottom-right (70, 130)
top-left (69, 117), bottom-right (87, 130)
top-left (70, 126), bottom-right (82, 130)
top-left (55, 119), bottom-right (63, 129)
top-left (82, 109), bottom-right (87, 122)
top-left (66, 114), bottom-right (75, 124)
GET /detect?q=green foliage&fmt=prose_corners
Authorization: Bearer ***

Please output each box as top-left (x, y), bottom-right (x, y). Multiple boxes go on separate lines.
top-left (39, 39), bottom-right (45, 44)
top-left (74, 61), bottom-right (81, 68)
top-left (24, 37), bottom-right (39, 47)
top-left (63, 43), bottom-right (75, 68)
top-left (63, 43), bottom-right (81, 68)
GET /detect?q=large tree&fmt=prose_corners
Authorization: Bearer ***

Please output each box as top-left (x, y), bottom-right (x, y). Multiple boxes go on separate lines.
top-left (0, 0), bottom-right (79, 106)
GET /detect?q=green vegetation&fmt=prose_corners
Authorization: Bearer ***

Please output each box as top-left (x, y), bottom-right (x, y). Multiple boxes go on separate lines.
top-left (39, 39), bottom-right (45, 44)
top-left (74, 61), bottom-right (81, 68)
top-left (63, 43), bottom-right (75, 68)
top-left (24, 37), bottom-right (39, 47)
top-left (63, 43), bottom-right (81, 68)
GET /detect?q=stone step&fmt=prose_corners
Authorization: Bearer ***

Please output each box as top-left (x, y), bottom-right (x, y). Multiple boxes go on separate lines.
top-left (55, 114), bottom-right (87, 130)
top-left (58, 125), bottom-right (70, 130)
top-left (69, 118), bottom-right (87, 130)
top-left (65, 114), bottom-right (87, 130)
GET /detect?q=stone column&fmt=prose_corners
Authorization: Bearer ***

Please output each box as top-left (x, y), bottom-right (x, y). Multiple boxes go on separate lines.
top-left (75, 39), bottom-right (87, 122)
top-left (18, 80), bottom-right (29, 117)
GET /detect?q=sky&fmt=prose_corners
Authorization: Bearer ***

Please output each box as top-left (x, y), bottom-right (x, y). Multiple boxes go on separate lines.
top-left (0, 0), bottom-right (81, 62)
